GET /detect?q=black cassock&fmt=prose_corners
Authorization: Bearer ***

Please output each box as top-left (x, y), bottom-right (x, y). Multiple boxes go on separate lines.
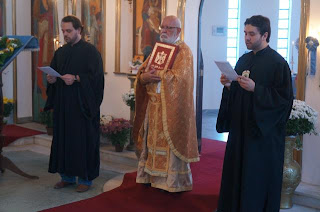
top-left (216, 46), bottom-right (293, 212)
top-left (45, 39), bottom-right (104, 181)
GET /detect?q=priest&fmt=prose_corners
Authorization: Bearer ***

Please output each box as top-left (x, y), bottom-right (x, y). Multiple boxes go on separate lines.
top-left (216, 15), bottom-right (293, 211)
top-left (45, 15), bottom-right (104, 192)
top-left (133, 15), bottom-right (199, 192)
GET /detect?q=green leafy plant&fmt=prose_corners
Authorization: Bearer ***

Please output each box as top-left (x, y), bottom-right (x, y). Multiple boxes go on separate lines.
top-left (100, 118), bottom-right (131, 147)
top-left (39, 109), bottom-right (54, 128)
top-left (286, 99), bottom-right (318, 149)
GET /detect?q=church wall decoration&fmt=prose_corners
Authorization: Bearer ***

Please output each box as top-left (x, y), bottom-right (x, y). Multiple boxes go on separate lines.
top-left (64, 0), bottom-right (77, 16)
top-left (63, 0), bottom-right (106, 72)
top-left (31, 0), bottom-right (59, 122)
top-left (81, 0), bottom-right (105, 70)
top-left (0, 0), bottom-right (6, 36)
top-left (133, 0), bottom-right (166, 59)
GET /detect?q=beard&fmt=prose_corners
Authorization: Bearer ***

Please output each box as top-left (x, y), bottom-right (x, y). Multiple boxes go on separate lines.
top-left (160, 34), bottom-right (176, 44)
top-left (245, 38), bottom-right (263, 51)
top-left (64, 35), bottom-right (78, 45)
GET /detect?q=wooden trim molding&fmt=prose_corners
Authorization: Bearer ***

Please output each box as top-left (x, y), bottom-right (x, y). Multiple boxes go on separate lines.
top-left (177, 0), bottom-right (186, 41)
top-left (294, 0), bottom-right (310, 165)
top-left (115, 0), bottom-right (121, 73)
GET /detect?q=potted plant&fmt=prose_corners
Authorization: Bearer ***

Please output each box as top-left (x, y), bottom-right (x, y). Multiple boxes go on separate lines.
top-left (100, 118), bottom-right (131, 152)
top-left (122, 88), bottom-right (135, 111)
top-left (3, 96), bottom-right (14, 124)
top-left (281, 99), bottom-right (318, 208)
top-left (39, 109), bottom-right (54, 135)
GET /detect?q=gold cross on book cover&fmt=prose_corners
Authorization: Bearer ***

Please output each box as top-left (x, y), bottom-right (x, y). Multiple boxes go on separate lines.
top-left (145, 42), bottom-right (179, 72)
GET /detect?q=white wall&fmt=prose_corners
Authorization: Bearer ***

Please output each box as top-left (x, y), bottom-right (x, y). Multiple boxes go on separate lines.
top-left (302, 0), bottom-right (320, 186)
top-left (16, 0), bottom-right (32, 119)
top-left (185, 0), bottom-right (201, 102)
top-left (201, 0), bottom-right (227, 110)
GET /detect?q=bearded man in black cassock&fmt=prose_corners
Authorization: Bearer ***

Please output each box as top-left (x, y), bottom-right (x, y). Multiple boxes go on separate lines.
top-left (45, 15), bottom-right (104, 193)
top-left (216, 15), bottom-right (293, 211)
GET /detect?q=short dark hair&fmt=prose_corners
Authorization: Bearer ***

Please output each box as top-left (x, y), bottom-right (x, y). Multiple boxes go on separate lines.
top-left (244, 15), bottom-right (271, 43)
top-left (61, 15), bottom-right (84, 33)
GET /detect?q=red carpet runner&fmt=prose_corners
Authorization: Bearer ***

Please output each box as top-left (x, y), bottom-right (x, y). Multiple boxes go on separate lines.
top-left (2, 125), bottom-right (45, 147)
top-left (42, 139), bottom-right (226, 212)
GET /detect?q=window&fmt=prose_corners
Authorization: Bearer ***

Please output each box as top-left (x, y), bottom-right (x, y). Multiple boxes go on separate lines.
top-left (227, 0), bottom-right (241, 67)
top-left (277, 0), bottom-right (292, 61)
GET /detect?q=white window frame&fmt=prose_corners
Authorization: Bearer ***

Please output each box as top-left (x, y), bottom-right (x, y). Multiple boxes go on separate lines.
top-left (277, 0), bottom-right (292, 61)
top-left (227, 0), bottom-right (241, 67)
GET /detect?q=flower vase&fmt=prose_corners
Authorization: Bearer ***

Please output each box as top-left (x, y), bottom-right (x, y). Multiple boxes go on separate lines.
top-left (280, 136), bottom-right (301, 209)
top-left (114, 143), bottom-right (124, 152)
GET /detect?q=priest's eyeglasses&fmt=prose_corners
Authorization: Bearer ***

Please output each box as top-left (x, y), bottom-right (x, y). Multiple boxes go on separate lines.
top-left (159, 26), bottom-right (180, 31)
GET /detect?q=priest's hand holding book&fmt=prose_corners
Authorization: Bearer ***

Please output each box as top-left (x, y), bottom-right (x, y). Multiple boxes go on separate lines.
top-left (140, 67), bottom-right (161, 84)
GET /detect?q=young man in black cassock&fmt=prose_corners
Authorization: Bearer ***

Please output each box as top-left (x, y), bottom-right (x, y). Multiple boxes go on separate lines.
top-left (45, 15), bottom-right (104, 192)
top-left (216, 15), bottom-right (293, 211)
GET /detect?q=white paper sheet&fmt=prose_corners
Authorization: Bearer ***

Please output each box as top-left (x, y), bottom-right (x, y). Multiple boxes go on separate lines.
top-left (38, 66), bottom-right (61, 77)
top-left (214, 61), bottom-right (238, 81)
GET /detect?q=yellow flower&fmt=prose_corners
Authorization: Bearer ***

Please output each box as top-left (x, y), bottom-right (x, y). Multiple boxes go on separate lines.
top-left (3, 97), bottom-right (13, 104)
top-left (9, 47), bottom-right (14, 52)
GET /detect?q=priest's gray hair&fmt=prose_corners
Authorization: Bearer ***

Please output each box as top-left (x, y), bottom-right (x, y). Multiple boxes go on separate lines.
top-left (163, 15), bottom-right (182, 28)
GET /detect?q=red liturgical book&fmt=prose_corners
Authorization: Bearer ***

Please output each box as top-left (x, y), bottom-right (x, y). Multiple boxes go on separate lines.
top-left (145, 42), bottom-right (179, 72)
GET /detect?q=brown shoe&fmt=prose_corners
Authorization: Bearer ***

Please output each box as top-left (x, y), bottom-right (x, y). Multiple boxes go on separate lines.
top-left (54, 181), bottom-right (75, 189)
top-left (76, 184), bottom-right (90, 192)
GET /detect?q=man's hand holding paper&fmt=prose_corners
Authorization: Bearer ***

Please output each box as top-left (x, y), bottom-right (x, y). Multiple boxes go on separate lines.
top-left (237, 75), bottom-right (255, 92)
top-left (47, 75), bottom-right (57, 84)
top-left (38, 66), bottom-right (61, 77)
top-left (220, 74), bottom-right (232, 88)
top-left (214, 61), bottom-right (238, 81)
